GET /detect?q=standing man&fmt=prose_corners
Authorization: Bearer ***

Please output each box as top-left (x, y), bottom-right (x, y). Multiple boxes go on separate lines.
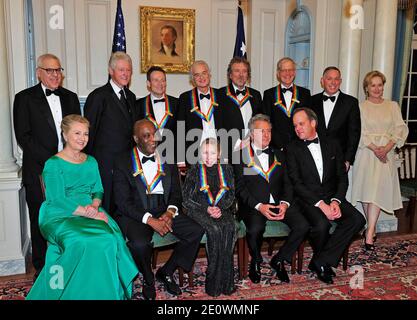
top-left (262, 57), bottom-right (312, 150)
top-left (177, 60), bottom-right (223, 167)
top-left (286, 108), bottom-right (365, 284)
top-left (136, 66), bottom-right (178, 163)
top-left (234, 114), bottom-right (310, 284)
top-left (113, 119), bottom-right (204, 300)
top-left (13, 53), bottom-right (80, 278)
top-left (219, 57), bottom-right (262, 157)
top-left (84, 51), bottom-right (138, 213)
top-left (311, 66), bottom-right (361, 172)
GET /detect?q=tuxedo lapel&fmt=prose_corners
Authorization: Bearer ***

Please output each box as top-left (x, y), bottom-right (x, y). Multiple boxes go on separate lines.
top-left (162, 165), bottom-right (171, 204)
top-left (35, 84), bottom-right (58, 135)
top-left (108, 84), bottom-right (132, 123)
top-left (320, 139), bottom-right (331, 183)
top-left (189, 88), bottom-right (204, 130)
top-left (326, 92), bottom-right (344, 131)
top-left (300, 142), bottom-right (322, 184)
top-left (128, 154), bottom-right (148, 206)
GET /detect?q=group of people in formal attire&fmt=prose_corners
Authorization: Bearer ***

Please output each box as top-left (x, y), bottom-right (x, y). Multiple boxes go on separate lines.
top-left (13, 51), bottom-right (408, 300)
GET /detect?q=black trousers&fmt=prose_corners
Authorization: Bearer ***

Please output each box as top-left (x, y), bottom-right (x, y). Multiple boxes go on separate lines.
top-left (240, 202), bottom-right (310, 264)
top-left (25, 182), bottom-right (47, 273)
top-left (301, 200), bottom-right (365, 268)
top-left (116, 212), bottom-right (204, 285)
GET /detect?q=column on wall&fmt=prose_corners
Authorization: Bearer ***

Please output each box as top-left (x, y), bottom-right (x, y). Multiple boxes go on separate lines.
top-left (372, 0), bottom-right (398, 99)
top-left (338, 0), bottom-right (363, 97)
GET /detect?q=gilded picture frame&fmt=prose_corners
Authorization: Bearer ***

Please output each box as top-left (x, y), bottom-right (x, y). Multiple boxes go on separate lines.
top-left (140, 6), bottom-right (195, 73)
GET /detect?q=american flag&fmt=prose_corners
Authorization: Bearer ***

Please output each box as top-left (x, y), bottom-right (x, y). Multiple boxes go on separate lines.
top-left (233, 5), bottom-right (247, 59)
top-left (112, 0), bottom-right (126, 52)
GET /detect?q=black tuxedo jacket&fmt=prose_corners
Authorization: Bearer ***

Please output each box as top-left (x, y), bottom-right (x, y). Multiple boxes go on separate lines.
top-left (219, 84), bottom-right (262, 133)
top-left (262, 84), bottom-right (312, 150)
top-left (84, 82), bottom-right (137, 157)
top-left (286, 137), bottom-right (348, 206)
top-left (233, 145), bottom-right (292, 211)
top-left (13, 83), bottom-right (80, 184)
top-left (311, 91), bottom-right (361, 164)
top-left (135, 94), bottom-right (179, 134)
top-left (112, 150), bottom-right (182, 223)
top-left (177, 87), bottom-right (224, 163)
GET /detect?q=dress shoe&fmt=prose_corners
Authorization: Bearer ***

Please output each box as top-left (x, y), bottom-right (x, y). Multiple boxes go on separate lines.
top-left (248, 262), bottom-right (261, 284)
top-left (155, 269), bottom-right (182, 296)
top-left (364, 242), bottom-right (375, 251)
top-left (142, 282), bottom-right (156, 300)
top-left (270, 259), bottom-right (290, 283)
top-left (309, 263), bottom-right (334, 284)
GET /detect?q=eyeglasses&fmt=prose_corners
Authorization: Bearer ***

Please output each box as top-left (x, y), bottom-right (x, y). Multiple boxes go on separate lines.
top-left (193, 71), bottom-right (209, 78)
top-left (38, 67), bottom-right (64, 75)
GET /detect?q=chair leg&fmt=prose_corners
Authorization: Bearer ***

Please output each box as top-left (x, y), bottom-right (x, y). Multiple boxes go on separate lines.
top-left (408, 197), bottom-right (416, 232)
top-left (188, 270), bottom-right (194, 288)
top-left (297, 241), bottom-right (305, 274)
top-left (243, 239), bottom-right (249, 278)
top-left (290, 253), bottom-right (296, 274)
top-left (152, 249), bottom-right (158, 270)
top-left (343, 246), bottom-right (349, 271)
top-left (178, 267), bottom-right (184, 287)
top-left (268, 239), bottom-right (275, 256)
top-left (237, 238), bottom-right (244, 280)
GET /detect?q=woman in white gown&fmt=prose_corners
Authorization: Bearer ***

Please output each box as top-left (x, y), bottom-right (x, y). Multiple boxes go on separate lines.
top-left (352, 70), bottom-right (408, 250)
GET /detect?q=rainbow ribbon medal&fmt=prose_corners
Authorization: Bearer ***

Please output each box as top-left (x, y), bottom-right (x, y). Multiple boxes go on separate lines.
top-left (226, 85), bottom-right (252, 108)
top-left (145, 95), bottom-right (173, 129)
top-left (190, 88), bottom-right (218, 122)
top-left (274, 84), bottom-right (300, 117)
top-left (131, 147), bottom-right (165, 193)
top-left (199, 163), bottom-right (229, 206)
top-left (246, 145), bottom-right (281, 182)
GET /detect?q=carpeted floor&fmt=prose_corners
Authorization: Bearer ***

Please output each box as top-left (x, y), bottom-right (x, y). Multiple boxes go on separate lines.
top-left (1, 233), bottom-right (417, 300)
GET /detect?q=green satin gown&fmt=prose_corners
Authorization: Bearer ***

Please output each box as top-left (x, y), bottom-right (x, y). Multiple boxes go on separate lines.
top-left (26, 155), bottom-right (138, 300)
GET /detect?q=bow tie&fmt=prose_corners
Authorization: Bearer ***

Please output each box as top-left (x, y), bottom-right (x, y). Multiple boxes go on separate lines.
top-left (235, 89), bottom-right (246, 96)
top-left (256, 147), bottom-right (270, 156)
top-left (199, 93), bottom-right (211, 100)
top-left (153, 98), bottom-right (166, 104)
top-left (142, 155), bottom-right (155, 163)
top-left (323, 95), bottom-right (336, 102)
top-left (45, 88), bottom-right (61, 96)
top-left (281, 86), bottom-right (293, 94)
top-left (305, 137), bottom-right (319, 146)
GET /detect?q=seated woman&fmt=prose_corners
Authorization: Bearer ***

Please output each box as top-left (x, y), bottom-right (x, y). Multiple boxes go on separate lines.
top-left (26, 114), bottom-right (138, 300)
top-left (182, 138), bottom-right (237, 297)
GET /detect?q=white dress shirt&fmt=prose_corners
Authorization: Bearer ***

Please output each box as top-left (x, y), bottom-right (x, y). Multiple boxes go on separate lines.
top-left (323, 91), bottom-right (340, 128)
top-left (151, 93), bottom-right (167, 135)
top-left (198, 89), bottom-right (217, 143)
top-left (110, 79), bottom-right (123, 98)
top-left (137, 148), bottom-right (178, 224)
top-left (42, 84), bottom-right (63, 151)
top-left (306, 135), bottom-right (323, 182)
top-left (281, 84), bottom-right (293, 111)
top-left (233, 83), bottom-right (252, 136)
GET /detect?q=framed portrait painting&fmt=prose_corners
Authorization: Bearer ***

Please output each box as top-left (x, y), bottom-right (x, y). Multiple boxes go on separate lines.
top-left (140, 6), bottom-right (195, 73)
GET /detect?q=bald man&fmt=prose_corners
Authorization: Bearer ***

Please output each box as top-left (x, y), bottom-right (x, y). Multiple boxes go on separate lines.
top-left (112, 119), bottom-right (203, 300)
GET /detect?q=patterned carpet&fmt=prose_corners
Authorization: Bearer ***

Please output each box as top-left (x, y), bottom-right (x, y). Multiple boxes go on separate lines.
top-left (1, 233), bottom-right (417, 300)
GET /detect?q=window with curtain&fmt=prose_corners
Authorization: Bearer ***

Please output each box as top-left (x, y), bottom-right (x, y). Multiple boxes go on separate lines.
top-left (402, 6), bottom-right (417, 142)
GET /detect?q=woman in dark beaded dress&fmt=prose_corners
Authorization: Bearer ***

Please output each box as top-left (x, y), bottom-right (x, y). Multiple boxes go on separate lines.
top-left (182, 138), bottom-right (237, 297)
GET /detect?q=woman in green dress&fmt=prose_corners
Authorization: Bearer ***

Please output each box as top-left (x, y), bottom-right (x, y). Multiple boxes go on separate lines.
top-left (26, 114), bottom-right (138, 300)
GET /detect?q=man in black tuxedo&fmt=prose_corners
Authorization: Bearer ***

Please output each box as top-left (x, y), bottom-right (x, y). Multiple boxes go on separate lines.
top-left (113, 119), bottom-right (204, 300)
top-left (177, 60), bottom-right (223, 167)
top-left (262, 57), bottom-right (312, 150)
top-left (234, 114), bottom-right (310, 284)
top-left (13, 53), bottom-right (80, 277)
top-left (311, 67), bottom-right (361, 172)
top-left (286, 108), bottom-right (365, 284)
top-left (219, 57), bottom-right (262, 158)
top-left (84, 51), bottom-right (138, 213)
top-left (136, 66), bottom-right (178, 164)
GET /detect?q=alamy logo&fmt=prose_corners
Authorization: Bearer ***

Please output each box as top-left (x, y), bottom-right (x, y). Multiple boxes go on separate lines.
top-left (349, 265), bottom-right (364, 289)
top-left (349, 4), bottom-right (364, 30)
top-left (49, 265), bottom-right (64, 290)
top-left (49, 5), bottom-right (64, 30)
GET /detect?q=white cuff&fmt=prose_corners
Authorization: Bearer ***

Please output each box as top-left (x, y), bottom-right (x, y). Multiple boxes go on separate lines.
top-left (280, 201), bottom-right (290, 208)
top-left (314, 200), bottom-right (323, 207)
top-left (331, 198), bottom-right (341, 204)
top-left (143, 212), bottom-right (152, 224)
top-left (167, 205), bottom-right (179, 217)
top-left (255, 203), bottom-right (262, 211)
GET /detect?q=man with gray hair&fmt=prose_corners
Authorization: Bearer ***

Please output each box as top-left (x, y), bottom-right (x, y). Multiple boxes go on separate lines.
top-left (262, 57), bottom-right (312, 150)
top-left (177, 60), bottom-right (224, 168)
top-left (84, 51), bottom-right (139, 213)
top-left (234, 113), bottom-right (310, 284)
top-left (13, 53), bottom-right (80, 279)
